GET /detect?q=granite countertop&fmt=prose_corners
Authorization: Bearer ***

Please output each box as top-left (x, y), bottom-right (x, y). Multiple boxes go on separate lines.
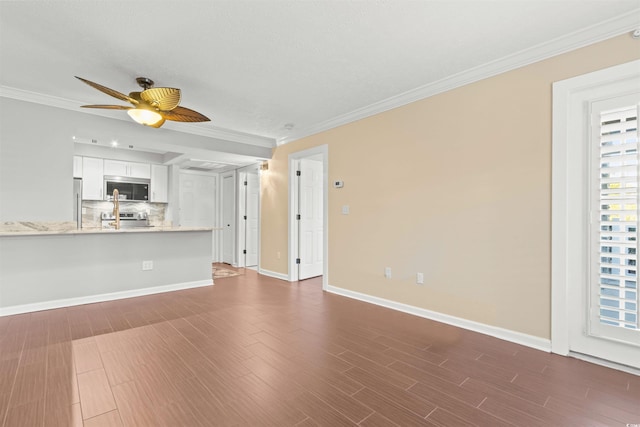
top-left (0, 222), bottom-right (215, 237)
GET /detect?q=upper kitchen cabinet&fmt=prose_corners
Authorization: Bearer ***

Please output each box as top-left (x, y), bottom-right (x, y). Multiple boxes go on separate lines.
top-left (104, 159), bottom-right (151, 179)
top-left (73, 156), bottom-right (83, 178)
top-left (82, 157), bottom-right (104, 200)
top-left (150, 164), bottom-right (169, 203)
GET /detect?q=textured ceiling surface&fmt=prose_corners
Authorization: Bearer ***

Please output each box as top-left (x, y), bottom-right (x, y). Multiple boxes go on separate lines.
top-left (1, 0), bottom-right (639, 145)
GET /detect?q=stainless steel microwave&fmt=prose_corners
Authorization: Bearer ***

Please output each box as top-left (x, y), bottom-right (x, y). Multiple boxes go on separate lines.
top-left (104, 176), bottom-right (150, 201)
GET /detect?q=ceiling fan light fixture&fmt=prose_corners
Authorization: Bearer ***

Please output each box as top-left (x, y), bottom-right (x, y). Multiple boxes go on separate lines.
top-left (127, 108), bottom-right (163, 127)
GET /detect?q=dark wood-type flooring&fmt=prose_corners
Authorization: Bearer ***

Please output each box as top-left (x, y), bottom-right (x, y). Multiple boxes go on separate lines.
top-left (1, 266), bottom-right (639, 426)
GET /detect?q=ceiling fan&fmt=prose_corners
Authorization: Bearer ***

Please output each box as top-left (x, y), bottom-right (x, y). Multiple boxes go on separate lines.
top-left (75, 76), bottom-right (210, 128)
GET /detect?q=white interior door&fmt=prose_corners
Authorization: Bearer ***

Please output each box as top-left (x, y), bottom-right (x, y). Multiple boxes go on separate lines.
top-left (245, 172), bottom-right (259, 267)
top-left (179, 171), bottom-right (217, 261)
top-left (222, 173), bottom-right (235, 265)
top-left (298, 158), bottom-right (323, 280)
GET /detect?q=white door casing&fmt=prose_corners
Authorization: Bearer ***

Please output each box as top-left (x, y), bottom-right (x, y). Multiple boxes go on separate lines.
top-left (222, 173), bottom-right (235, 265)
top-left (287, 145), bottom-right (328, 287)
top-left (245, 172), bottom-right (259, 267)
top-left (552, 59), bottom-right (640, 370)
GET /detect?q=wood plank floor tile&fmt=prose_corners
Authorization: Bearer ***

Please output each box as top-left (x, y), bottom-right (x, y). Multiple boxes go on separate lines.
top-left (513, 370), bottom-right (589, 401)
top-left (407, 381), bottom-right (513, 427)
top-left (47, 321), bottom-right (71, 345)
top-left (585, 386), bottom-right (640, 416)
top-left (344, 367), bottom-right (435, 418)
top-left (352, 387), bottom-right (437, 427)
top-left (461, 375), bottom-right (550, 407)
top-left (388, 358), bottom-right (467, 387)
top-left (358, 411), bottom-right (401, 427)
top-left (100, 350), bottom-right (138, 386)
top-left (544, 396), bottom-right (622, 427)
top-left (288, 391), bottom-right (357, 426)
top-left (463, 377), bottom-right (583, 426)
top-left (77, 369), bottom-right (116, 419)
top-left (83, 409), bottom-right (123, 427)
top-left (478, 396), bottom-right (549, 427)
top-left (426, 407), bottom-right (477, 427)
top-left (73, 339), bottom-right (103, 374)
top-left (376, 335), bottom-right (447, 366)
top-left (290, 369), bottom-right (373, 423)
top-left (337, 350), bottom-right (416, 390)
top-left (43, 401), bottom-right (83, 427)
top-left (0, 392), bottom-right (10, 426)
top-left (20, 333), bottom-right (48, 366)
top-left (45, 363), bottom-right (79, 408)
top-left (9, 361), bottom-right (46, 408)
top-left (294, 417), bottom-right (319, 426)
top-left (0, 358), bottom-right (18, 395)
top-left (111, 380), bottom-right (159, 427)
top-left (3, 399), bottom-right (44, 427)
top-left (46, 342), bottom-right (73, 370)
top-left (0, 334), bottom-right (25, 362)
top-left (293, 364), bottom-right (365, 396)
top-left (440, 354), bottom-right (518, 383)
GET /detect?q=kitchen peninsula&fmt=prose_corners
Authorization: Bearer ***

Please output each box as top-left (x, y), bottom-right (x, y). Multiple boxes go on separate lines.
top-left (0, 222), bottom-right (213, 316)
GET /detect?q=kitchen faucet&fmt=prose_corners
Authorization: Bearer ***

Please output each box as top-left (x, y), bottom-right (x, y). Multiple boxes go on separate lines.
top-left (111, 189), bottom-right (120, 230)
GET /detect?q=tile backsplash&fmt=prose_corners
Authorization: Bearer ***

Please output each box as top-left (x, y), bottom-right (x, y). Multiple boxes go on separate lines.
top-left (82, 201), bottom-right (168, 228)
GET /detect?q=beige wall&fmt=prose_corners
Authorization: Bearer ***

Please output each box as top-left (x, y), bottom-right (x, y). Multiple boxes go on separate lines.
top-left (260, 34), bottom-right (640, 339)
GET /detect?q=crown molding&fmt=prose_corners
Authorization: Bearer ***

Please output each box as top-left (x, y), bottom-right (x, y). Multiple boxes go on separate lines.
top-left (0, 86), bottom-right (276, 148)
top-left (277, 9), bottom-right (640, 146)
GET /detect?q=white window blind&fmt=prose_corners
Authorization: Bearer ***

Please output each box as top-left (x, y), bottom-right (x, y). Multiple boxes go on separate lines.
top-left (597, 105), bottom-right (639, 330)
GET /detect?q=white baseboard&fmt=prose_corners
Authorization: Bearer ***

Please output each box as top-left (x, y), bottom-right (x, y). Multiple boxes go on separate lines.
top-left (258, 268), bottom-right (289, 281)
top-left (0, 279), bottom-right (213, 317)
top-left (326, 285), bottom-right (551, 353)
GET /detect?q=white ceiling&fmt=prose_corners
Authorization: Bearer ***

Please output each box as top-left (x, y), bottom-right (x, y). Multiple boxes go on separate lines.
top-left (1, 1), bottom-right (639, 157)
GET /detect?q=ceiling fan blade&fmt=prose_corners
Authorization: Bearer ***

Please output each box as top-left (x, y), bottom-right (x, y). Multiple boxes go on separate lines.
top-left (163, 106), bottom-right (210, 122)
top-left (75, 76), bottom-right (139, 105)
top-left (140, 87), bottom-right (181, 111)
top-left (80, 105), bottom-right (132, 110)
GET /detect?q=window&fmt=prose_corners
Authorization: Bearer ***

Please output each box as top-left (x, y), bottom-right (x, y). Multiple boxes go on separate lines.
top-left (595, 105), bottom-right (639, 330)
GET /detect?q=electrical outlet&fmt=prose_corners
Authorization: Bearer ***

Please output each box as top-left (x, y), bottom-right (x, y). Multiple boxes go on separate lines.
top-left (142, 260), bottom-right (153, 271)
top-left (384, 267), bottom-right (391, 278)
top-left (417, 272), bottom-right (424, 284)
top-left (277, 251), bottom-right (281, 259)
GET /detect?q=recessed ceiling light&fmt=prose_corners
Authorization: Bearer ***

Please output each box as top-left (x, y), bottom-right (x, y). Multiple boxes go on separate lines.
top-left (111, 140), bottom-right (118, 147)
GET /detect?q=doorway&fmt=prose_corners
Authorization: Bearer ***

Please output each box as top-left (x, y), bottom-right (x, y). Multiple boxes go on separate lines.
top-left (179, 170), bottom-right (217, 262)
top-left (289, 145), bottom-right (328, 288)
top-left (552, 60), bottom-right (640, 370)
top-left (237, 167), bottom-right (260, 268)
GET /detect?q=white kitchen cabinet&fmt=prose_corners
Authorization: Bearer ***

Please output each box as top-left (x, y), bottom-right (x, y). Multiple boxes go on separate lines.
top-left (73, 156), bottom-right (83, 178)
top-left (129, 162), bottom-right (151, 179)
top-left (104, 160), bottom-right (150, 179)
top-left (82, 157), bottom-right (104, 200)
top-left (150, 164), bottom-right (169, 203)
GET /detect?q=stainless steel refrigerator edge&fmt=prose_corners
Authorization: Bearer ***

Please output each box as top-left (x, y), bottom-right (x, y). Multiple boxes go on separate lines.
top-left (73, 178), bottom-right (82, 229)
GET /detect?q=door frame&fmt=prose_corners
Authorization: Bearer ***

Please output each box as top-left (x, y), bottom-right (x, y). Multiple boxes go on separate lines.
top-left (288, 145), bottom-right (328, 289)
top-left (552, 60), bottom-right (640, 368)
top-left (236, 163), bottom-right (261, 268)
